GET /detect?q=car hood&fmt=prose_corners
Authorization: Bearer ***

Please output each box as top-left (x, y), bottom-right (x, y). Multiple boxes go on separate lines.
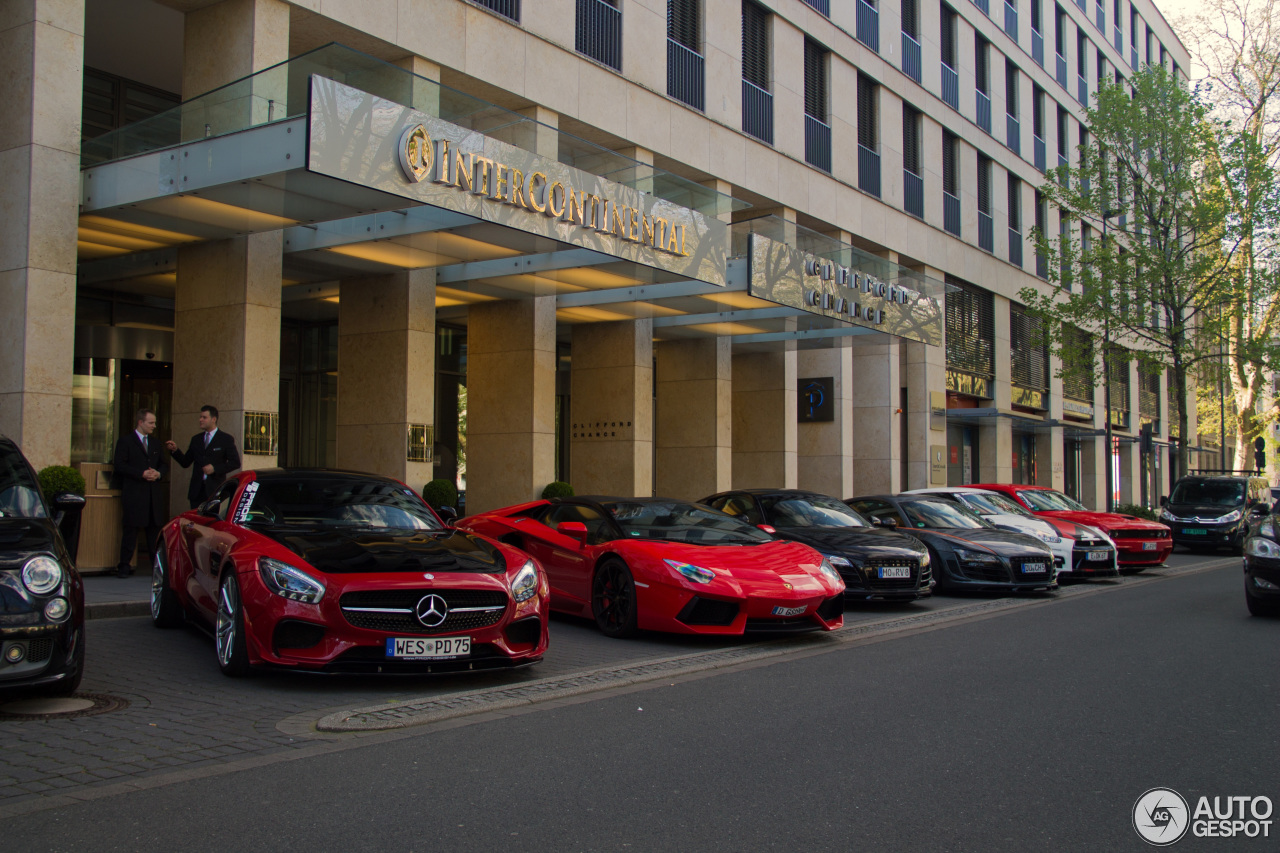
top-left (632, 539), bottom-right (838, 594)
top-left (258, 527), bottom-right (506, 574)
top-left (1033, 510), bottom-right (1168, 532)
top-left (909, 527), bottom-right (1053, 556)
top-left (775, 526), bottom-right (928, 561)
top-left (1164, 503), bottom-right (1242, 520)
top-left (979, 514), bottom-right (1058, 539)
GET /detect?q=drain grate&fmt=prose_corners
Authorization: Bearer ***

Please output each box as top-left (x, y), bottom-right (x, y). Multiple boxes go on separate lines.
top-left (0, 693), bottom-right (129, 721)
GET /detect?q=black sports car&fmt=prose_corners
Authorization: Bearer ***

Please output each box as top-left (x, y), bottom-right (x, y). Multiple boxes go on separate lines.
top-left (0, 435), bottom-right (86, 695)
top-left (702, 489), bottom-right (933, 601)
top-left (1242, 508), bottom-right (1280, 617)
top-left (846, 495), bottom-right (1058, 593)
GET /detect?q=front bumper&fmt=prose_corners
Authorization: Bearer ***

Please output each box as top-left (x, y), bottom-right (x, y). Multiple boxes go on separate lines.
top-left (0, 619), bottom-right (82, 694)
top-left (1062, 545), bottom-right (1120, 577)
top-left (1113, 538), bottom-right (1173, 566)
top-left (1170, 521), bottom-right (1244, 549)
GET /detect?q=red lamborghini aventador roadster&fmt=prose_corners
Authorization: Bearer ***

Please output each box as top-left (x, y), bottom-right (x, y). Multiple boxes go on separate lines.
top-left (457, 496), bottom-right (845, 637)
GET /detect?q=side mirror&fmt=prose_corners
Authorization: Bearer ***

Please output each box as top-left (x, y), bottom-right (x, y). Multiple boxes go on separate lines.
top-left (435, 506), bottom-right (458, 525)
top-left (882, 517), bottom-right (899, 529)
top-left (197, 499), bottom-right (220, 518)
top-left (1159, 495), bottom-right (1168, 507)
top-left (53, 493), bottom-right (86, 512)
top-left (556, 521), bottom-right (589, 546)
top-left (1250, 504), bottom-right (1268, 518)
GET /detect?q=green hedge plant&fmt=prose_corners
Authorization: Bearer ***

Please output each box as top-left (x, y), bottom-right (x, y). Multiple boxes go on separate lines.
top-left (421, 479), bottom-right (458, 510)
top-left (38, 465), bottom-right (86, 500)
top-left (1113, 503), bottom-right (1158, 521)
top-left (541, 481), bottom-right (575, 500)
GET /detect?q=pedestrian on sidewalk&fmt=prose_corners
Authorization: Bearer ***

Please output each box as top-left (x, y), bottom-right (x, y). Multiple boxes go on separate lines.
top-left (113, 408), bottom-right (166, 578)
top-left (166, 405), bottom-right (241, 510)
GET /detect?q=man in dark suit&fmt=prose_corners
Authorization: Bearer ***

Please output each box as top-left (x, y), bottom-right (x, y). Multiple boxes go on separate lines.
top-left (165, 405), bottom-right (241, 509)
top-left (113, 408), bottom-right (167, 578)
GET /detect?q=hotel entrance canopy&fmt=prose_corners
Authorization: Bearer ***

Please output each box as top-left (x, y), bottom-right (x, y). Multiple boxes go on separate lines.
top-left (78, 44), bottom-right (943, 349)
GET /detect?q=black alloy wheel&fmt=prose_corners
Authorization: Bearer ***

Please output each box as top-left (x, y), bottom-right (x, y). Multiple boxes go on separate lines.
top-left (150, 546), bottom-right (184, 629)
top-left (591, 558), bottom-right (639, 638)
top-left (215, 571), bottom-right (251, 676)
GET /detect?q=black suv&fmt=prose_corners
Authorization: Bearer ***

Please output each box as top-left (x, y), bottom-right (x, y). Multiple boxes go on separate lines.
top-left (1160, 475), bottom-right (1271, 553)
top-left (0, 436), bottom-right (86, 696)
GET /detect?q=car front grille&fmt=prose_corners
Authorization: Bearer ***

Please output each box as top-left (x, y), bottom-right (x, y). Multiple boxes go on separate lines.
top-left (677, 596), bottom-right (740, 626)
top-left (340, 588), bottom-right (507, 635)
top-left (27, 638), bottom-right (53, 663)
top-left (1111, 528), bottom-right (1169, 539)
top-left (954, 560), bottom-right (1010, 583)
top-left (864, 558), bottom-right (919, 589)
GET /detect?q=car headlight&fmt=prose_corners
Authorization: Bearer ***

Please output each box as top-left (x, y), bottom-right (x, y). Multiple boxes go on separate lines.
top-left (954, 548), bottom-right (1001, 566)
top-left (1159, 508), bottom-right (1177, 522)
top-left (919, 550), bottom-right (930, 567)
top-left (21, 556), bottom-right (63, 595)
top-left (665, 559), bottom-right (715, 584)
top-left (817, 558), bottom-right (843, 585)
top-left (257, 557), bottom-right (326, 604)
top-left (1260, 519), bottom-right (1276, 539)
top-left (1217, 509), bottom-right (1242, 524)
top-left (511, 560), bottom-right (538, 602)
top-left (826, 555), bottom-right (852, 568)
top-left (1245, 537), bottom-right (1280, 559)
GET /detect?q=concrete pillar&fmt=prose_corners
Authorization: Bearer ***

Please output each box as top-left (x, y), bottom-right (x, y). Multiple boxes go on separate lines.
top-left (512, 105), bottom-right (559, 159)
top-left (181, 0), bottom-right (289, 137)
top-left (0, 0), bottom-right (83, 469)
top-left (979, 294), bottom-right (1013, 484)
top-left (1118, 359), bottom-right (1142, 504)
top-left (172, 232), bottom-right (283, 516)
top-left (336, 269), bottom-right (436, 488)
top-left (798, 342), bottom-right (854, 498)
top-left (392, 55), bottom-right (441, 115)
top-left (569, 320), bottom-right (653, 497)
top-left (1045, 351), bottom-right (1066, 489)
top-left (655, 338), bottom-right (732, 499)
top-left (905, 264), bottom-right (948, 491)
top-left (850, 337), bottom-right (902, 494)
top-left (732, 348), bottom-right (797, 489)
top-left (466, 298), bottom-right (557, 514)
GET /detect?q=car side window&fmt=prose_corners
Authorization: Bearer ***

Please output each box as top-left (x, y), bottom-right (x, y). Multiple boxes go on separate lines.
top-left (716, 495), bottom-right (763, 526)
top-left (215, 480), bottom-right (239, 521)
top-left (545, 504), bottom-right (612, 545)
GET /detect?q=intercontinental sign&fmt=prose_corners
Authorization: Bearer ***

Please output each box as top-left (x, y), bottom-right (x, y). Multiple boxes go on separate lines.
top-left (307, 76), bottom-right (728, 286)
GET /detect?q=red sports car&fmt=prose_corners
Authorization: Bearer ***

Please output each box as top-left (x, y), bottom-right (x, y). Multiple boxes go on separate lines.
top-left (152, 469), bottom-right (549, 675)
top-left (969, 484), bottom-right (1172, 569)
top-left (456, 496), bottom-right (845, 637)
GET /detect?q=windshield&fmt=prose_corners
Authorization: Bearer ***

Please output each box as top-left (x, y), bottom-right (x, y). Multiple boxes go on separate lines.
top-left (1017, 489), bottom-right (1086, 512)
top-left (604, 501), bottom-right (772, 544)
top-left (1170, 480), bottom-right (1245, 507)
top-left (0, 447), bottom-right (47, 520)
top-left (237, 477), bottom-right (442, 531)
top-left (762, 494), bottom-right (870, 528)
top-left (902, 500), bottom-right (991, 530)
top-left (957, 492), bottom-right (1032, 517)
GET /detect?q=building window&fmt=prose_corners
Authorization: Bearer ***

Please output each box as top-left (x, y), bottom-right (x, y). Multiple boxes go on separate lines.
top-left (576, 0), bottom-right (622, 71)
top-left (904, 104), bottom-right (924, 218)
top-left (667, 0), bottom-right (704, 110)
top-left (941, 4), bottom-right (960, 108)
top-left (857, 73), bottom-right (881, 196)
top-left (1062, 328), bottom-right (1094, 402)
top-left (1005, 59), bottom-right (1020, 154)
top-left (902, 0), bottom-right (922, 80)
top-left (976, 36), bottom-right (992, 133)
top-left (1011, 305), bottom-right (1049, 392)
top-left (943, 130), bottom-right (961, 235)
top-left (801, 0), bottom-right (830, 15)
top-left (82, 67), bottom-right (180, 147)
top-left (741, 1), bottom-right (773, 144)
top-left (1034, 190), bottom-right (1048, 277)
top-left (978, 154), bottom-right (994, 252)
top-left (804, 38), bottom-right (832, 172)
top-left (470, 0), bottom-right (520, 21)
top-left (1032, 85), bottom-right (1047, 171)
top-left (946, 279), bottom-right (996, 381)
top-left (1008, 173), bottom-right (1023, 266)
top-left (1054, 5), bottom-right (1068, 86)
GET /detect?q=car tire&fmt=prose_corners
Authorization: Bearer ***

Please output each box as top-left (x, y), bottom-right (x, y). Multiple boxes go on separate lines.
top-left (150, 547), bottom-right (184, 629)
top-left (591, 558), bottom-right (639, 638)
top-left (215, 571), bottom-right (252, 676)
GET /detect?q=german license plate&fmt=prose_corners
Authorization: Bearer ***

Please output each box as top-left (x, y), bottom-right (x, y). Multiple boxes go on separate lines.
top-left (1142, 542), bottom-right (1158, 551)
top-left (878, 565), bottom-right (911, 579)
top-left (386, 637), bottom-right (470, 660)
top-left (772, 605), bottom-right (807, 617)
top-left (1087, 550), bottom-right (1110, 561)
top-left (1183, 528), bottom-right (1207, 535)
top-left (1021, 562), bottom-right (1047, 574)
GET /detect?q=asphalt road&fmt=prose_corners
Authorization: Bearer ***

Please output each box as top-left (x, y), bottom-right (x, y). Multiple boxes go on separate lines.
top-left (4, 552), bottom-right (1278, 852)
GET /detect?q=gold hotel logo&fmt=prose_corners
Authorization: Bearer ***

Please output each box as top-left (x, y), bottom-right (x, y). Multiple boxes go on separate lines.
top-left (398, 124), bottom-right (691, 258)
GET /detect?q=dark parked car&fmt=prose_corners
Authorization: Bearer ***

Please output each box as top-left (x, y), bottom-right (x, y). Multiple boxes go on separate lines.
top-left (0, 435), bottom-right (86, 695)
top-left (702, 489), bottom-right (933, 601)
top-left (1161, 475), bottom-right (1271, 553)
top-left (1242, 506), bottom-right (1280, 617)
top-left (846, 495), bottom-right (1058, 593)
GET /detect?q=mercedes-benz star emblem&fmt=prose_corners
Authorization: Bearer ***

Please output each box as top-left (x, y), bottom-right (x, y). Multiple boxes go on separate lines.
top-left (415, 594), bottom-right (449, 628)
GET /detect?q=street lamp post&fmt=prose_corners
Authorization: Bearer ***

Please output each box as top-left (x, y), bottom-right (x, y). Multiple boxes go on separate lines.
top-left (1101, 210), bottom-right (1121, 513)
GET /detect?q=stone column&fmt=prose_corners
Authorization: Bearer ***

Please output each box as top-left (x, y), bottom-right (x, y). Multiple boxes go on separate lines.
top-left (393, 55), bottom-right (441, 115)
top-left (181, 0), bottom-right (289, 135)
top-left (336, 269), bottom-right (436, 488)
top-left (850, 337), bottom-right (902, 494)
top-left (905, 265), bottom-right (948, 490)
top-left (1118, 359), bottom-right (1142, 505)
top-left (979, 295), bottom-right (1013, 484)
top-left (655, 338), bottom-right (732, 499)
top-left (172, 233), bottom-right (283, 516)
top-left (732, 348), bottom-right (797, 489)
top-left (1043, 351), bottom-right (1066, 489)
top-left (0, 1), bottom-right (83, 469)
top-left (570, 320), bottom-right (653, 497)
top-left (798, 342), bottom-right (854, 498)
top-left (466, 298), bottom-right (557, 514)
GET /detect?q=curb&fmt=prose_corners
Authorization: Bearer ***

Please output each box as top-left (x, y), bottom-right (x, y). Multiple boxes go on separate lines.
top-left (86, 601), bottom-right (150, 620)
